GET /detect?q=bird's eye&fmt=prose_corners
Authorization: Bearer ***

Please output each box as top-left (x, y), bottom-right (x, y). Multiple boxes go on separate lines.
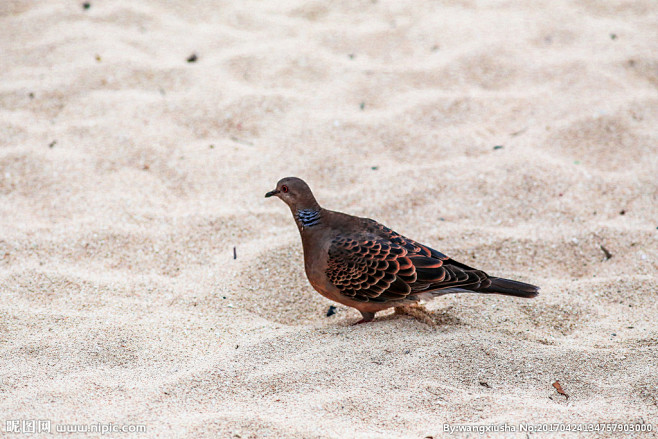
top-left (281, 185), bottom-right (289, 193)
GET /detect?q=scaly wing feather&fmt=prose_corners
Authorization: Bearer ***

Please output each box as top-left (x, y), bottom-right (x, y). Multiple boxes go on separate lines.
top-left (325, 220), bottom-right (492, 303)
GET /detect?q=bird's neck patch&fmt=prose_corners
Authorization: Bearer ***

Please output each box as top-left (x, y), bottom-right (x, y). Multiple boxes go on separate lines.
top-left (296, 209), bottom-right (321, 228)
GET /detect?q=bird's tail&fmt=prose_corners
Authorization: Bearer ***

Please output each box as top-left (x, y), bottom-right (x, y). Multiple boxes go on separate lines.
top-left (477, 277), bottom-right (539, 298)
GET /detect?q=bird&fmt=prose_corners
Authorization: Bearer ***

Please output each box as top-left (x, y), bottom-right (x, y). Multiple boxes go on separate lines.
top-left (265, 177), bottom-right (539, 324)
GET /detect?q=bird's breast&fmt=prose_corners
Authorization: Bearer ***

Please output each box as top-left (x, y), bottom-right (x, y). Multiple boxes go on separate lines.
top-left (301, 231), bottom-right (334, 293)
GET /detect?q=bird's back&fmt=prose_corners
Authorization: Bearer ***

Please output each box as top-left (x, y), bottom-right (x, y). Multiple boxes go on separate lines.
top-left (317, 209), bottom-right (538, 301)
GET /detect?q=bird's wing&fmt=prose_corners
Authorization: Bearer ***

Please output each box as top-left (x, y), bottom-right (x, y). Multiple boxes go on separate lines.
top-left (325, 221), bottom-right (491, 303)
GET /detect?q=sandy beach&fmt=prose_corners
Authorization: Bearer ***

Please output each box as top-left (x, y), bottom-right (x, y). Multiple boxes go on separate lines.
top-left (1, 0), bottom-right (657, 437)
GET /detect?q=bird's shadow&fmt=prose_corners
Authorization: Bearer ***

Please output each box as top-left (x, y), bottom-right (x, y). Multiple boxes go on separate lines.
top-left (341, 305), bottom-right (463, 328)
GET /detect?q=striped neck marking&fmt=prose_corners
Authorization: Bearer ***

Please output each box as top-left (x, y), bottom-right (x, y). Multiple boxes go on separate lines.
top-left (296, 209), bottom-right (321, 228)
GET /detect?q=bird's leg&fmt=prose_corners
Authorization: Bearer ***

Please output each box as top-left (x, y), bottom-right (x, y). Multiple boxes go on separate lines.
top-left (352, 311), bottom-right (375, 325)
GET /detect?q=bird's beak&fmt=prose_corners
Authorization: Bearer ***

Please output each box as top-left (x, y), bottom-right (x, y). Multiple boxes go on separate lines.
top-left (265, 189), bottom-right (280, 198)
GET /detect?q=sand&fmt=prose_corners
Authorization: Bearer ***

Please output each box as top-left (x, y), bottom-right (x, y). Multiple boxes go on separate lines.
top-left (1, 0), bottom-right (657, 437)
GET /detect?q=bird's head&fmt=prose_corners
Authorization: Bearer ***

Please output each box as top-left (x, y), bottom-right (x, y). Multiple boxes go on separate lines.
top-left (265, 177), bottom-right (319, 211)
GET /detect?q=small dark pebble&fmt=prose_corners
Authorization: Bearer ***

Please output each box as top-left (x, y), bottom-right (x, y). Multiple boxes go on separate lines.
top-left (612, 333), bottom-right (617, 336)
top-left (326, 305), bottom-right (337, 317)
top-left (82, 2), bottom-right (91, 10)
top-left (230, 136), bottom-right (254, 146)
top-left (360, 102), bottom-right (365, 110)
top-left (493, 145), bottom-right (504, 150)
top-left (164, 391), bottom-right (169, 395)
top-left (439, 217), bottom-right (445, 221)
top-left (222, 296), bottom-right (227, 299)
top-left (619, 210), bottom-right (626, 215)
top-left (187, 53), bottom-right (198, 63)
top-left (28, 92), bottom-right (34, 99)
top-left (235, 345), bottom-right (239, 349)
top-left (348, 54), bottom-right (355, 60)
top-left (233, 246), bottom-right (237, 260)
top-left (404, 350), bottom-right (410, 354)
top-left (48, 140), bottom-right (57, 148)
top-left (610, 33), bottom-right (617, 40)
top-left (479, 381), bottom-right (491, 388)
top-left (510, 127), bottom-right (528, 137)
top-left (627, 326), bottom-right (634, 329)
top-left (600, 244), bottom-right (613, 260)
top-left (371, 166), bottom-right (378, 170)
top-left (209, 144), bottom-right (215, 149)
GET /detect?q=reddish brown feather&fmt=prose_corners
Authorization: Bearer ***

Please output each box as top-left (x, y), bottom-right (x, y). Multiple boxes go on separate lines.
top-left (398, 257), bottom-right (413, 271)
top-left (386, 259), bottom-right (400, 273)
top-left (410, 256), bottom-right (444, 269)
top-left (325, 220), bottom-right (493, 303)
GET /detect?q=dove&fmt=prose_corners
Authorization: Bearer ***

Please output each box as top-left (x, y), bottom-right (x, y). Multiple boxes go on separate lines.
top-left (265, 177), bottom-right (539, 324)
